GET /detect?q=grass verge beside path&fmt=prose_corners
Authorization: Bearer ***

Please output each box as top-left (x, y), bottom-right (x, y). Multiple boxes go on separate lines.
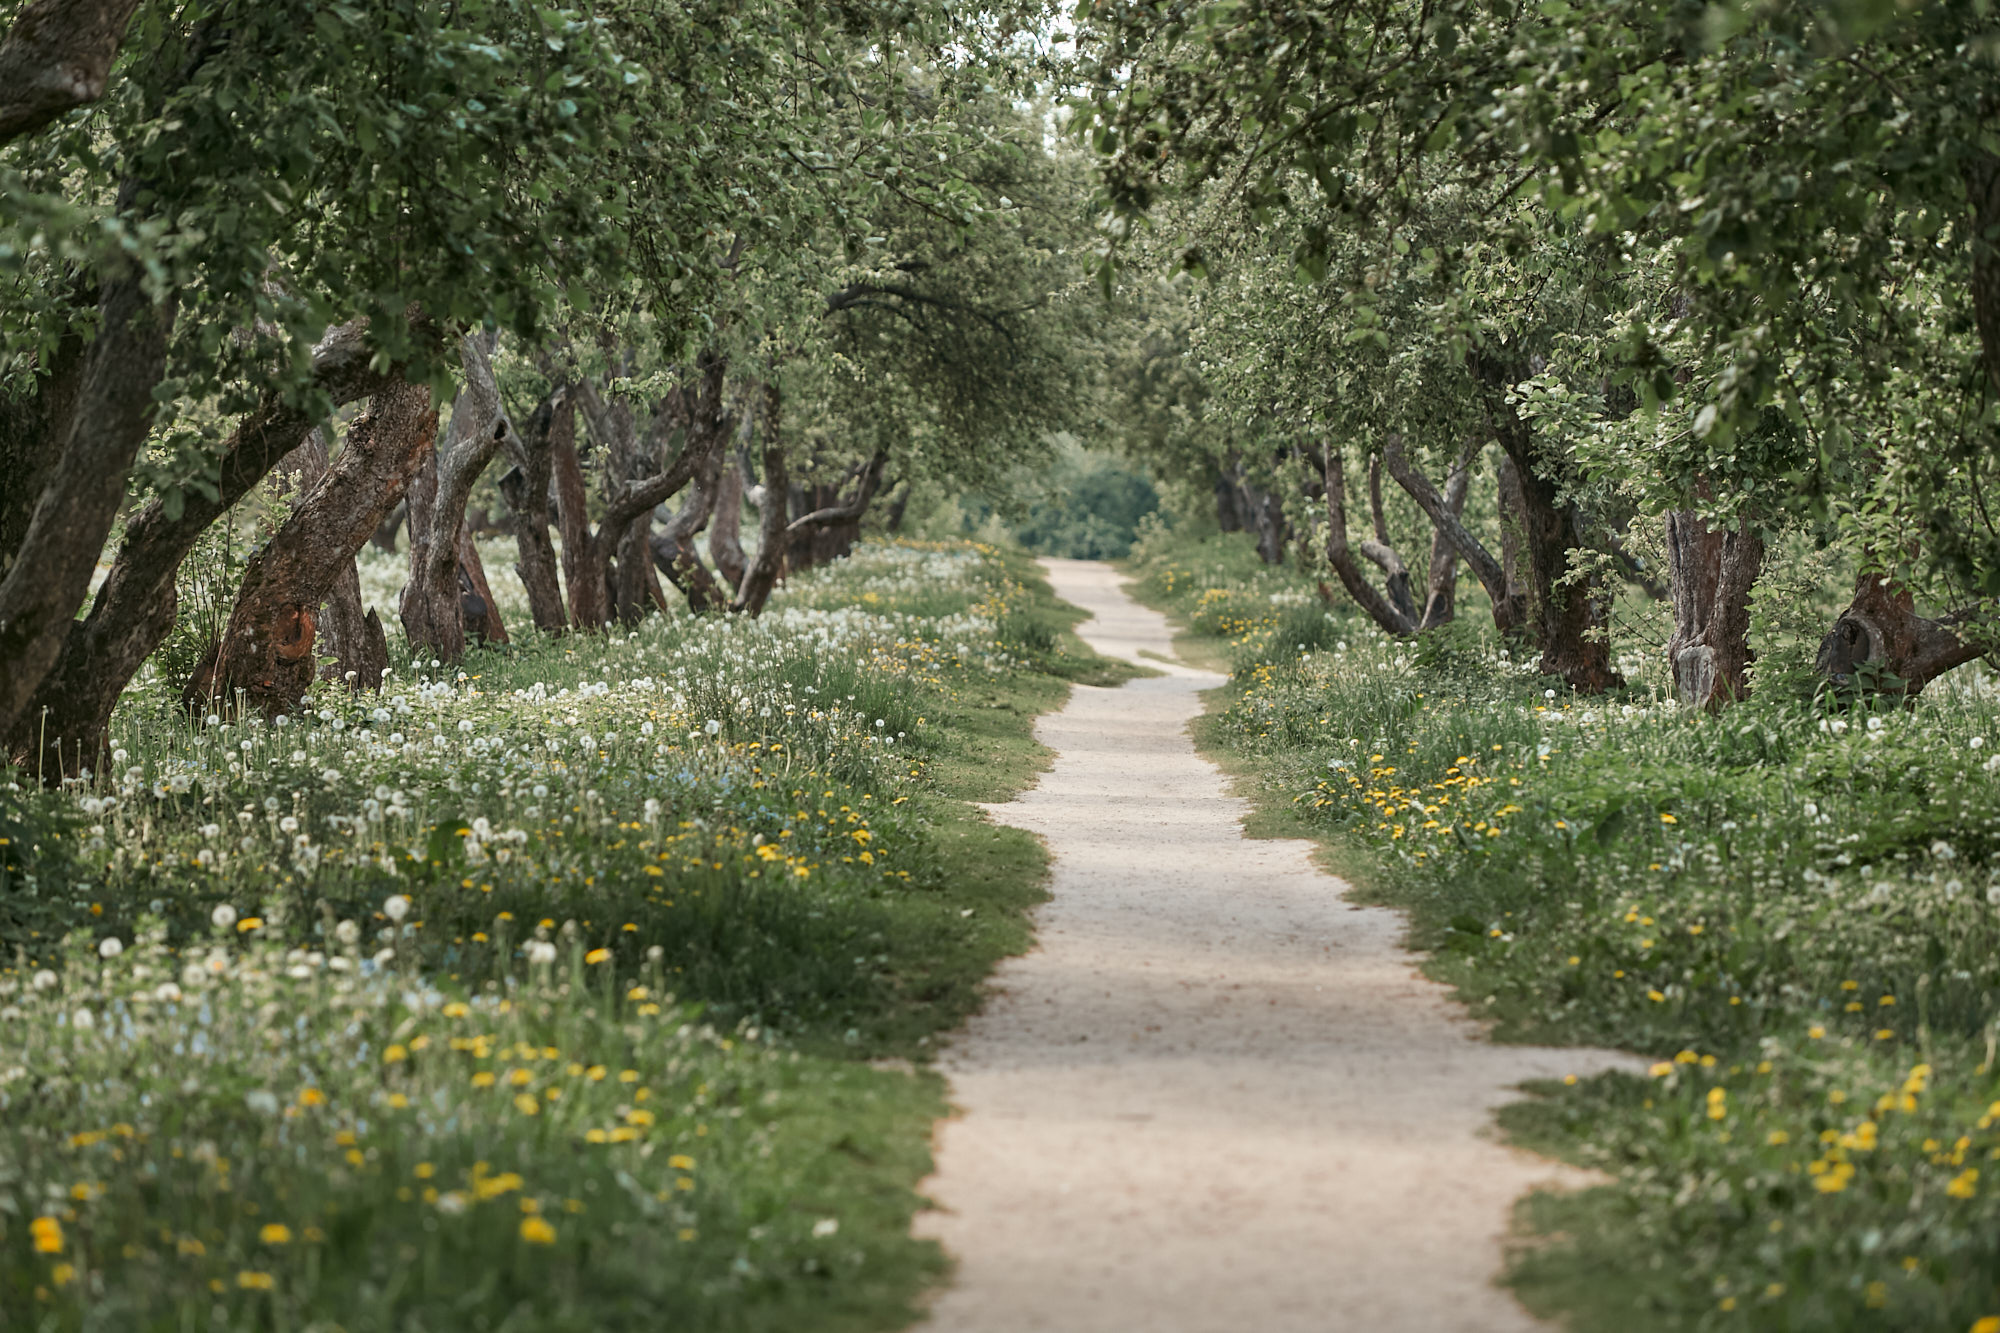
top-left (0, 540), bottom-right (1124, 1332)
top-left (1124, 531), bottom-right (2000, 1333)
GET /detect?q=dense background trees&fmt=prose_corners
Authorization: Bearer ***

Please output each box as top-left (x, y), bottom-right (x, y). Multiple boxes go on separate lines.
top-left (5, 0), bottom-right (1997, 784)
top-left (0, 0), bottom-right (1086, 779)
top-left (1076, 0), bottom-right (2000, 704)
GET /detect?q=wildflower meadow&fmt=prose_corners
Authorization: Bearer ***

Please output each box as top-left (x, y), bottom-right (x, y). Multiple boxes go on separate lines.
top-left (1131, 530), bottom-right (2000, 1333)
top-left (0, 541), bottom-right (1120, 1330)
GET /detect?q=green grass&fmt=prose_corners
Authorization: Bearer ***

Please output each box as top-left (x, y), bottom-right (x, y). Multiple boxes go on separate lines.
top-left (0, 538), bottom-right (1121, 1332)
top-left (1127, 528), bottom-right (2000, 1333)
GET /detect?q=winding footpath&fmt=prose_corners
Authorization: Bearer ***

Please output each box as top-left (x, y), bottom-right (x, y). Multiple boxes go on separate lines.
top-left (915, 558), bottom-right (1641, 1332)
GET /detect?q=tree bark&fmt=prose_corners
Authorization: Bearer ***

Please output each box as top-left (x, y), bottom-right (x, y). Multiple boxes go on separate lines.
top-left (285, 428), bottom-right (392, 692)
top-left (732, 384), bottom-right (791, 616)
top-left (5, 318), bottom-right (407, 776)
top-left (1321, 444), bottom-right (1420, 636)
top-left (1665, 509), bottom-right (1764, 708)
top-left (1383, 435), bottom-right (1525, 633)
top-left (498, 386), bottom-right (570, 635)
top-left (783, 451), bottom-right (889, 575)
top-left (550, 420), bottom-right (606, 630)
top-left (0, 0), bottom-right (142, 145)
top-left (1472, 355), bottom-right (1620, 691)
top-left (189, 380), bottom-right (435, 717)
top-left (1417, 448), bottom-right (1473, 630)
top-left (709, 450), bottom-right (748, 591)
top-left (1816, 570), bottom-right (1985, 698)
top-left (456, 524), bottom-right (508, 645)
top-left (401, 333), bottom-right (514, 661)
top-left (1363, 453), bottom-right (1417, 624)
top-left (0, 274), bottom-right (173, 742)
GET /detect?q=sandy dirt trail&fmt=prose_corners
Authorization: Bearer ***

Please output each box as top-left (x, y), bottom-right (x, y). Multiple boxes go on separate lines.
top-left (914, 558), bottom-right (1640, 1333)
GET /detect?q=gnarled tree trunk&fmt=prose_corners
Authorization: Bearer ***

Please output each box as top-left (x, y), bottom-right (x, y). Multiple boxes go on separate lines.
top-left (455, 525), bottom-right (508, 646)
top-left (0, 274), bottom-right (174, 741)
top-left (1321, 443), bottom-right (1420, 636)
top-left (5, 318), bottom-right (413, 777)
top-left (1817, 570), bottom-right (1985, 699)
top-left (709, 450), bottom-right (748, 592)
top-left (0, 0), bottom-right (143, 146)
top-left (498, 386), bottom-right (570, 635)
top-left (401, 333), bottom-right (514, 661)
top-left (1384, 436), bottom-right (1524, 634)
top-left (1665, 509), bottom-right (1763, 708)
top-left (189, 380), bottom-right (435, 717)
top-left (286, 428), bottom-right (391, 692)
top-left (1472, 355), bottom-right (1619, 692)
top-left (733, 384), bottom-right (791, 617)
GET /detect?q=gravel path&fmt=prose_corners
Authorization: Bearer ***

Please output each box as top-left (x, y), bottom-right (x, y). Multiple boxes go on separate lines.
top-left (914, 558), bottom-right (1640, 1333)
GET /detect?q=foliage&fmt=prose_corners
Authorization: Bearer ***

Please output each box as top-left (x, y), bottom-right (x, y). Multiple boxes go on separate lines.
top-left (0, 539), bottom-right (1108, 1328)
top-left (1136, 526), bottom-right (2000, 1332)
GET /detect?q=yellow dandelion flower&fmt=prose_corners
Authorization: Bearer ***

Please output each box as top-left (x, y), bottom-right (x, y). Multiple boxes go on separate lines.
top-left (236, 1271), bottom-right (276, 1291)
top-left (259, 1224), bottom-right (291, 1245)
top-left (31, 1217), bottom-right (62, 1253)
top-left (520, 1216), bottom-right (557, 1245)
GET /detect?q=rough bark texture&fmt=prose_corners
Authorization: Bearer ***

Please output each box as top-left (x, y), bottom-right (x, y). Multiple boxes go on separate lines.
top-left (1384, 436), bottom-right (1524, 633)
top-left (733, 385), bottom-right (791, 616)
top-left (286, 429), bottom-right (391, 692)
top-left (1665, 510), bottom-right (1764, 709)
top-left (498, 387), bottom-right (571, 635)
top-left (0, 275), bottom-right (173, 741)
top-left (0, 0), bottom-right (142, 145)
top-left (5, 318), bottom-right (407, 776)
top-left (550, 419), bottom-right (607, 630)
top-left (455, 524), bottom-right (508, 646)
top-left (571, 350), bottom-right (721, 623)
top-left (1321, 445), bottom-right (1420, 637)
top-left (401, 334), bottom-right (514, 661)
top-left (0, 304), bottom-right (87, 570)
top-left (190, 381), bottom-right (435, 717)
top-left (1473, 355), bottom-right (1619, 692)
top-left (709, 452), bottom-right (748, 592)
top-left (652, 433), bottom-right (729, 613)
top-left (1417, 450), bottom-right (1473, 631)
top-left (1817, 571), bottom-right (1985, 698)
top-left (784, 452), bottom-right (889, 574)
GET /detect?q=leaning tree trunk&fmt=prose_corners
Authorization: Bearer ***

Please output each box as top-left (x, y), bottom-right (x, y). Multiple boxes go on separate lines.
top-left (189, 380), bottom-right (435, 717)
top-left (1473, 355), bottom-right (1620, 692)
top-left (1665, 509), bottom-right (1764, 709)
top-left (0, 274), bottom-right (173, 741)
top-left (287, 428), bottom-right (391, 692)
top-left (1416, 447), bottom-right (1473, 630)
top-left (1384, 435), bottom-right (1526, 633)
top-left (498, 386), bottom-right (572, 635)
top-left (5, 318), bottom-right (411, 777)
top-left (1320, 444), bottom-right (1420, 636)
top-left (1817, 568), bottom-right (1985, 699)
top-left (402, 333), bottom-right (513, 661)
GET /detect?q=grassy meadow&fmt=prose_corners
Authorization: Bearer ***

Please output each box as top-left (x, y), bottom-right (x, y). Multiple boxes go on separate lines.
top-left (1128, 528), bottom-right (2000, 1333)
top-left (0, 540), bottom-right (1128, 1331)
